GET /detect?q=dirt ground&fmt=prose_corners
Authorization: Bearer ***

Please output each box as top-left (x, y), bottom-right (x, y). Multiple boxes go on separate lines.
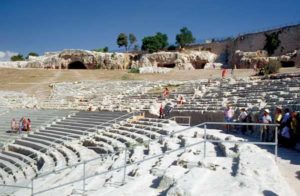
top-left (0, 67), bottom-right (299, 98)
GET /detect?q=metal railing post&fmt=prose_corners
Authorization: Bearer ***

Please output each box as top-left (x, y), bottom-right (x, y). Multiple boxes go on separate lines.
top-left (147, 139), bottom-right (151, 155)
top-left (31, 178), bottom-right (34, 196)
top-left (82, 161), bottom-right (86, 194)
top-left (122, 148), bottom-right (127, 185)
top-left (204, 124), bottom-right (207, 158)
top-left (275, 127), bottom-right (278, 162)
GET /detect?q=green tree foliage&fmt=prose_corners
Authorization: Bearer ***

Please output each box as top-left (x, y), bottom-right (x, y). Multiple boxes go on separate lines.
top-left (92, 47), bottom-right (109, 52)
top-left (155, 32), bottom-right (168, 49)
top-left (10, 54), bottom-right (24, 61)
top-left (133, 44), bottom-right (139, 51)
top-left (176, 27), bottom-right (195, 48)
top-left (117, 33), bottom-right (128, 51)
top-left (129, 33), bottom-right (137, 49)
top-left (263, 32), bottom-right (281, 56)
top-left (141, 32), bottom-right (169, 53)
top-left (26, 52), bottom-right (39, 59)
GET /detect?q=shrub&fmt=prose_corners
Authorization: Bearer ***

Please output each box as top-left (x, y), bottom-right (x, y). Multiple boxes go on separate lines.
top-left (11, 54), bottom-right (24, 61)
top-left (26, 52), bottom-right (39, 59)
top-left (265, 60), bottom-right (281, 74)
top-left (128, 67), bottom-right (139, 73)
top-left (96, 64), bottom-right (101, 69)
top-left (258, 60), bottom-right (281, 75)
top-left (167, 45), bottom-right (177, 51)
top-left (92, 47), bottom-right (109, 52)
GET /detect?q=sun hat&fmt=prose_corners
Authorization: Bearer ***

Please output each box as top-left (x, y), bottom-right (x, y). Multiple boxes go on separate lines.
top-left (264, 109), bottom-right (270, 113)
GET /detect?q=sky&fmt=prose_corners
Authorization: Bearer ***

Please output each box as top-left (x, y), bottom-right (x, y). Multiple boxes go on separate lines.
top-left (0, 0), bottom-right (300, 61)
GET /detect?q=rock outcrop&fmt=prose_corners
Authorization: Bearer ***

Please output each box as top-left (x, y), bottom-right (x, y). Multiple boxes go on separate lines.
top-left (0, 49), bottom-right (132, 70)
top-left (136, 51), bottom-right (217, 70)
top-left (0, 49), bottom-right (218, 70)
top-left (232, 50), bottom-right (298, 68)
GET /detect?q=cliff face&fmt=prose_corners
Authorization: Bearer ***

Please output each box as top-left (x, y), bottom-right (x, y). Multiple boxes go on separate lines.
top-left (135, 51), bottom-right (217, 70)
top-left (0, 49), bottom-right (217, 70)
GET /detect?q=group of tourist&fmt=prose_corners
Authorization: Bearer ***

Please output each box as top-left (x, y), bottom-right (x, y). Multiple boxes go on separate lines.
top-left (224, 105), bottom-right (300, 148)
top-left (275, 107), bottom-right (300, 148)
top-left (159, 87), bottom-right (186, 119)
top-left (10, 117), bottom-right (31, 133)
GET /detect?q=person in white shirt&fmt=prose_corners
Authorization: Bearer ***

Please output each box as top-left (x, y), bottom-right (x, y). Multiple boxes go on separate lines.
top-left (224, 105), bottom-right (234, 133)
top-left (261, 109), bottom-right (272, 142)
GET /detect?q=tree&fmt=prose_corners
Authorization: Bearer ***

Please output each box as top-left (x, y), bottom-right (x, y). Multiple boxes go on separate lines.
top-left (176, 27), bottom-right (195, 48)
top-left (155, 32), bottom-right (168, 49)
top-left (11, 54), bottom-right (24, 61)
top-left (263, 32), bottom-right (281, 56)
top-left (117, 33), bottom-right (128, 51)
top-left (142, 36), bottom-right (161, 53)
top-left (26, 52), bottom-right (39, 59)
top-left (129, 33), bottom-right (137, 50)
top-left (141, 32), bottom-right (169, 53)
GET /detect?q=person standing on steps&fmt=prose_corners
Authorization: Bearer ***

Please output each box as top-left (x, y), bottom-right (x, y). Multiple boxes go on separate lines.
top-left (11, 118), bottom-right (18, 133)
top-left (238, 108), bottom-right (248, 134)
top-left (159, 104), bottom-right (164, 119)
top-left (224, 105), bottom-right (234, 133)
top-left (261, 109), bottom-right (272, 142)
top-left (162, 87), bottom-right (169, 98)
top-left (221, 68), bottom-right (227, 79)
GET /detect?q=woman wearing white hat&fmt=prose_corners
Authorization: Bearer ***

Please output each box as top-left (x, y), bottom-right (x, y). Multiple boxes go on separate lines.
top-left (261, 108), bottom-right (272, 142)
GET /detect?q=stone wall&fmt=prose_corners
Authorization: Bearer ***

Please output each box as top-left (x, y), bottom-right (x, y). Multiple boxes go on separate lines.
top-left (188, 24), bottom-right (300, 67)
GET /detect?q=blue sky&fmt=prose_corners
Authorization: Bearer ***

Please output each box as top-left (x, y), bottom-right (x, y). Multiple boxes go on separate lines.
top-left (0, 0), bottom-right (300, 60)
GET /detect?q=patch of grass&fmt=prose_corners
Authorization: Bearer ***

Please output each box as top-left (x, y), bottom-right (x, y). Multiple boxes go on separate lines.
top-left (121, 74), bottom-right (138, 80)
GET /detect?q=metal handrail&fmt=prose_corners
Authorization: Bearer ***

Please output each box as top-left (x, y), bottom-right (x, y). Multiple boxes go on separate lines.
top-left (169, 116), bottom-right (191, 126)
top-left (29, 121), bottom-right (278, 195)
top-left (0, 120), bottom-right (279, 195)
